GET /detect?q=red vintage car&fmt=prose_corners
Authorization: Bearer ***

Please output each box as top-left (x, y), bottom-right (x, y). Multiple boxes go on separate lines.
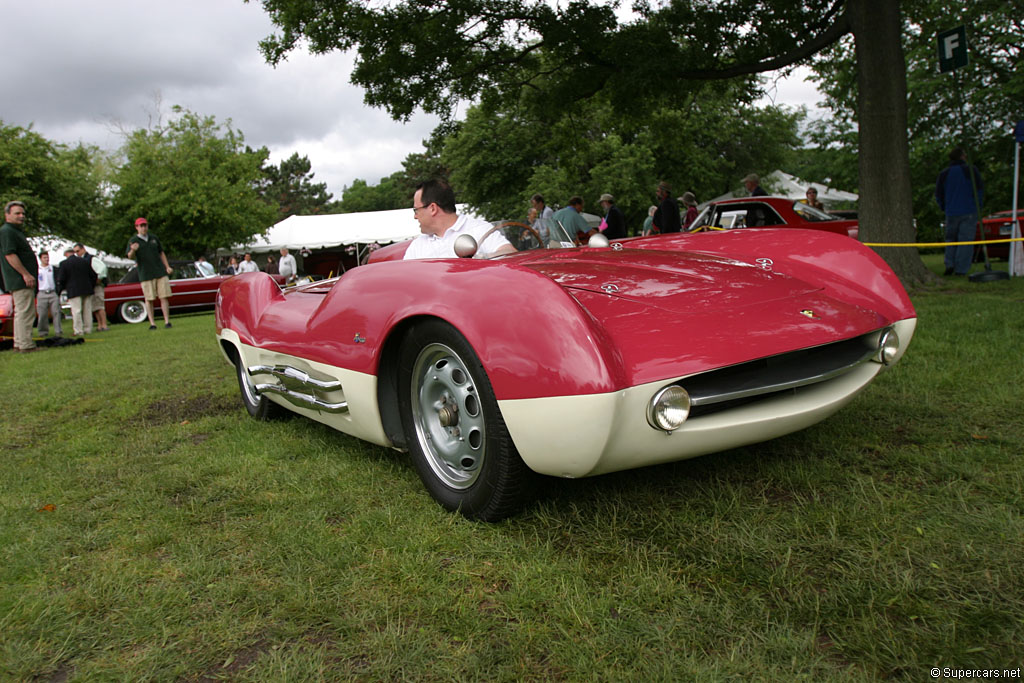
top-left (0, 291), bottom-right (13, 342)
top-left (103, 262), bottom-right (285, 324)
top-left (974, 211), bottom-right (1024, 260)
top-left (215, 227), bottom-right (914, 520)
top-left (688, 196), bottom-right (859, 239)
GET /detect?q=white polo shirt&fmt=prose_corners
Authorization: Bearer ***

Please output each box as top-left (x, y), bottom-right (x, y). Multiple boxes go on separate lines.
top-left (404, 214), bottom-right (511, 260)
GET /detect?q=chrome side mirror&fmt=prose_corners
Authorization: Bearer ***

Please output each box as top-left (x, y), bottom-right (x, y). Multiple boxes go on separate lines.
top-left (454, 234), bottom-right (478, 258)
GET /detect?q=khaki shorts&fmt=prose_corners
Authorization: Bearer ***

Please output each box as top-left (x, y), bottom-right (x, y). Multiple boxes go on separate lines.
top-left (92, 284), bottom-right (105, 311)
top-left (141, 276), bottom-right (172, 300)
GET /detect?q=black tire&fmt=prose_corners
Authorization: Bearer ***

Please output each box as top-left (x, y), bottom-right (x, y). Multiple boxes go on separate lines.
top-left (119, 300), bottom-right (148, 324)
top-left (234, 352), bottom-right (285, 420)
top-left (398, 320), bottom-right (532, 521)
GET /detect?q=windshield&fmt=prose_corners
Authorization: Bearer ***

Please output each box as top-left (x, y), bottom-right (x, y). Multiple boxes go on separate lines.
top-left (791, 202), bottom-right (839, 222)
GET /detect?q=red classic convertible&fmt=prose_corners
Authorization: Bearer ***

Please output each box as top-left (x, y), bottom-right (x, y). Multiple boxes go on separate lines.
top-left (215, 227), bottom-right (915, 520)
top-left (688, 196), bottom-right (859, 239)
top-left (104, 262), bottom-right (285, 324)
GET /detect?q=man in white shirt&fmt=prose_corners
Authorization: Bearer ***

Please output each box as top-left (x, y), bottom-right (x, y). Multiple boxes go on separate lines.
top-left (404, 179), bottom-right (515, 260)
top-left (194, 255), bottom-right (215, 277)
top-left (35, 250), bottom-right (63, 337)
top-left (530, 193), bottom-right (554, 243)
top-left (237, 253), bottom-right (260, 273)
top-left (278, 247), bottom-right (297, 284)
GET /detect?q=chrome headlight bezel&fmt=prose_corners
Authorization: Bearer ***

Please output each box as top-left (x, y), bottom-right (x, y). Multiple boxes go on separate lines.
top-left (647, 385), bottom-right (691, 433)
top-left (876, 327), bottom-right (901, 366)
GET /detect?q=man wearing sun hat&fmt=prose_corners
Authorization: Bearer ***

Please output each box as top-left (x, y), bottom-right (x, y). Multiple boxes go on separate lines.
top-left (126, 217), bottom-right (174, 329)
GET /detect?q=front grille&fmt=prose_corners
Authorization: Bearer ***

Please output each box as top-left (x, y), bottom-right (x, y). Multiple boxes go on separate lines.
top-left (680, 331), bottom-right (881, 418)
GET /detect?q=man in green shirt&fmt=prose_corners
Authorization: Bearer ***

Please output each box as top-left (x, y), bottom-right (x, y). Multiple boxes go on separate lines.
top-left (1, 201), bottom-right (39, 352)
top-left (551, 196), bottom-right (591, 244)
top-left (126, 217), bottom-right (174, 329)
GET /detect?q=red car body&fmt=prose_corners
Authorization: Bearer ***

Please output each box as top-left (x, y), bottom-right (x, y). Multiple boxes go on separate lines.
top-left (975, 211), bottom-right (1024, 260)
top-left (216, 228), bottom-right (914, 520)
top-left (689, 196), bottom-right (859, 240)
top-left (104, 262), bottom-right (285, 324)
top-left (0, 292), bottom-right (13, 341)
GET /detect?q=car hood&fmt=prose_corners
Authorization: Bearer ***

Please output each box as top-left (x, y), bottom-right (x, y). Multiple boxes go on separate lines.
top-left (518, 248), bottom-right (889, 384)
top-left (523, 248), bottom-right (821, 314)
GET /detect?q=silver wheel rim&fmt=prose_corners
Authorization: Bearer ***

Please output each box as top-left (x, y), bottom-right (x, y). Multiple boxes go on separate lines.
top-left (121, 301), bottom-right (147, 324)
top-left (238, 364), bottom-right (260, 407)
top-left (410, 342), bottom-right (486, 489)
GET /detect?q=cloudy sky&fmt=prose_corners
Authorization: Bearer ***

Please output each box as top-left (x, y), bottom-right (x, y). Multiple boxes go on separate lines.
top-left (3, 1), bottom-right (822, 201)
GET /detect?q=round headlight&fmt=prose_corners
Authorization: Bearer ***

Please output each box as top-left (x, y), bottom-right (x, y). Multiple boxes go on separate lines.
top-left (648, 385), bottom-right (691, 432)
top-left (877, 328), bottom-right (900, 365)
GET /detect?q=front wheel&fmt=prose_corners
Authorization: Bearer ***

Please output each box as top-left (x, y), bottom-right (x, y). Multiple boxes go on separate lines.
top-left (119, 300), bottom-right (148, 324)
top-left (235, 352), bottom-right (284, 420)
top-left (398, 320), bottom-right (532, 521)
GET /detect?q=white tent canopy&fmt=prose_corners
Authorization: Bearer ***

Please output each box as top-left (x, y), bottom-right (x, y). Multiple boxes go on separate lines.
top-left (224, 207), bottom-right (486, 255)
top-left (28, 235), bottom-right (135, 268)
top-left (707, 170), bottom-right (858, 206)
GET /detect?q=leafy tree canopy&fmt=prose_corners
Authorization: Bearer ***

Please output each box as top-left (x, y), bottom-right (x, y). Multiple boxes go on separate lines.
top-left (0, 120), bottom-right (103, 242)
top-left (254, 0), bottom-right (844, 122)
top-left (101, 106), bottom-right (277, 259)
top-left (257, 151), bottom-right (334, 220)
top-left (442, 91), bottom-right (801, 229)
top-left (808, 0), bottom-right (1024, 241)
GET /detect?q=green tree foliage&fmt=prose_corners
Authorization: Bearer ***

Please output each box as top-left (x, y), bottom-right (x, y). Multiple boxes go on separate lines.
top-left (809, 0), bottom-right (1023, 241)
top-left (0, 121), bottom-right (102, 241)
top-left (102, 107), bottom-right (277, 259)
top-left (334, 174), bottom-right (409, 213)
top-left (255, 0), bottom-right (936, 281)
top-left (257, 151), bottom-right (333, 220)
top-left (442, 95), bottom-right (801, 230)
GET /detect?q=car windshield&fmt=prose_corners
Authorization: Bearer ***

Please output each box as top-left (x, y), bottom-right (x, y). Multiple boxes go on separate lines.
top-left (791, 202), bottom-right (838, 222)
top-left (688, 206), bottom-right (713, 231)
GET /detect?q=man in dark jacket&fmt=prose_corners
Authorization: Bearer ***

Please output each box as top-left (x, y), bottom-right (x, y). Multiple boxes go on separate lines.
top-left (652, 182), bottom-right (681, 234)
top-left (57, 248), bottom-right (97, 335)
top-left (598, 193), bottom-right (627, 240)
top-left (935, 147), bottom-right (984, 276)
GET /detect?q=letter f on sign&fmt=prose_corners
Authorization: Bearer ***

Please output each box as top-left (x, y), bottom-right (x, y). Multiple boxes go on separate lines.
top-left (943, 34), bottom-right (960, 58)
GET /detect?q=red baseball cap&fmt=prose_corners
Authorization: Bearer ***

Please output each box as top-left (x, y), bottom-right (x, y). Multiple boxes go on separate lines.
top-left (135, 217), bottom-right (148, 226)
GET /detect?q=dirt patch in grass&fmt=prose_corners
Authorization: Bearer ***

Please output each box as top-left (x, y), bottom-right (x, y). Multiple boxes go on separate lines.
top-left (194, 638), bottom-right (271, 682)
top-left (140, 394), bottom-right (240, 426)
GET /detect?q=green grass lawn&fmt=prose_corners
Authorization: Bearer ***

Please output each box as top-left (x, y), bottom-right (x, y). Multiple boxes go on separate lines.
top-left (2, 261), bottom-right (1023, 680)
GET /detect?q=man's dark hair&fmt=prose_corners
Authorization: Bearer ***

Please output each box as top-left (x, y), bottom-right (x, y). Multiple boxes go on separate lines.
top-left (38, 249), bottom-right (48, 257)
top-left (568, 196), bottom-right (584, 208)
top-left (416, 179), bottom-right (457, 213)
top-left (949, 147), bottom-right (966, 163)
top-left (531, 193), bottom-right (545, 205)
top-left (73, 242), bottom-right (85, 249)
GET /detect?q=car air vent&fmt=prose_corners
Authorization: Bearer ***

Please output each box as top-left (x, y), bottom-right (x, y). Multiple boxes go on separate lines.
top-left (682, 332), bottom-right (878, 418)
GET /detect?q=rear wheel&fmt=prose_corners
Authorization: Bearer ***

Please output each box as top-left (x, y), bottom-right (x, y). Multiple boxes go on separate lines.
top-left (119, 300), bottom-right (148, 324)
top-left (398, 320), bottom-right (531, 521)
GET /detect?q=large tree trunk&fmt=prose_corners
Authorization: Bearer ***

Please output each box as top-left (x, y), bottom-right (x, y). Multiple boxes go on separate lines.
top-left (849, 0), bottom-right (934, 284)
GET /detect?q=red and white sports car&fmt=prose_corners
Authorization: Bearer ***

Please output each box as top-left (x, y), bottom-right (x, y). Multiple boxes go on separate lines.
top-left (215, 228), bottom-right (915, 520)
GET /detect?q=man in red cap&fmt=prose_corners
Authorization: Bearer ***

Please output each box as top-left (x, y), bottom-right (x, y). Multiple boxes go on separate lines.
top-left (126, 217), bottom-right (174, 329)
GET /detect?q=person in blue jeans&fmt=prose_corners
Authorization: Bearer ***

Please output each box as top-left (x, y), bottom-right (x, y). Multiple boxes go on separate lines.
top-left (935, 147), bottom-right (984, 276)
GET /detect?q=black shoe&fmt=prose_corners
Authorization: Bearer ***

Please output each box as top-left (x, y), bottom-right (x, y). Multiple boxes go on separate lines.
top-left (149, 325), bottom-right (157, 330)
top-left (164, 322), bottom-right (172, 328)
top-left (944, 267), bottom-right (954, 276)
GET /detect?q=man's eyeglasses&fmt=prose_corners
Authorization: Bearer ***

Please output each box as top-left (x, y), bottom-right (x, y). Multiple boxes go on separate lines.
top-left (412, 203), bottom-right (432, 215)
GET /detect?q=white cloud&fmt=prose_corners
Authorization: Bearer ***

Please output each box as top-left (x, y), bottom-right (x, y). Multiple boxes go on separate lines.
top-left (2, 0), bottom-right (437, 198)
